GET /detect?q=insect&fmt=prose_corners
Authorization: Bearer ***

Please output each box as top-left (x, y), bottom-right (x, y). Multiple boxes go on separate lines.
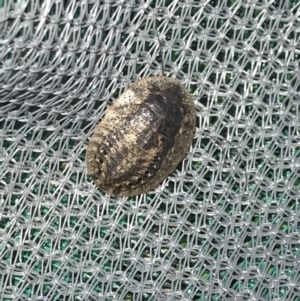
top-left (86, 35), bottom-right (196, 197)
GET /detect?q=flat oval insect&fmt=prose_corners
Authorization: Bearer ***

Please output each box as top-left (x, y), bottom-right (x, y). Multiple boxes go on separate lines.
top-left (86, 76), bottom-right (196, 197)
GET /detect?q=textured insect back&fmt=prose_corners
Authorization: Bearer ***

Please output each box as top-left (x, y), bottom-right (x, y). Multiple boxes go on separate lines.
top-left (86, 17), bottom-right (196, 197)
top-left (86, 75), bottom-right (196, 197)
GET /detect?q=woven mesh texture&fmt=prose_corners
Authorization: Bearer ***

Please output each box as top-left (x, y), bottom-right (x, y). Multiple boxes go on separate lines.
top-left (1, 0), bottom-right (300, 300)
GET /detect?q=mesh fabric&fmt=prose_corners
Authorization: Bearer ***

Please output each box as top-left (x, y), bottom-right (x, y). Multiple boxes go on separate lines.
top-left (0, 0), bottom-right (300, 300)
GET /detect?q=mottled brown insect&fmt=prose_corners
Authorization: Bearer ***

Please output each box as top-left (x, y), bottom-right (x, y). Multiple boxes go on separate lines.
top-left (86, 76), bottom-right (196, 197)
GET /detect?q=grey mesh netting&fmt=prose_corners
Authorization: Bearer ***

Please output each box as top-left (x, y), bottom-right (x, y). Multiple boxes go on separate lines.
top-left (0, 0), bottom-right (300, 300)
